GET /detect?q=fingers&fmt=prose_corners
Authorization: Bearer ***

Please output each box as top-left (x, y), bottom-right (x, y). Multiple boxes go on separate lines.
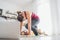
top-left (20, 31), bottom-right (30, 35)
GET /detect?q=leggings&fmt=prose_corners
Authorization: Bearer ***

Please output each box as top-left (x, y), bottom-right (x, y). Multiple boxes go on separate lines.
top-left (25, 19), bottom-right (39, 36)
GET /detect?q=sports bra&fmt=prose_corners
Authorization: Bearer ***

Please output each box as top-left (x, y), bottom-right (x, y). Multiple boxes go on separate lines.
top-left (31, 12), bottom-right (39, 19)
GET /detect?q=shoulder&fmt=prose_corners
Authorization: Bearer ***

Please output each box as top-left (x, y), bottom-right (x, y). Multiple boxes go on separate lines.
top-left (25, 11), bottom-right (31, 17)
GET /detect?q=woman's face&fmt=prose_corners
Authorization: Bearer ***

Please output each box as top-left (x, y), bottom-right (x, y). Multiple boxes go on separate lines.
top-left (18, 11), bottom-right (26, 19)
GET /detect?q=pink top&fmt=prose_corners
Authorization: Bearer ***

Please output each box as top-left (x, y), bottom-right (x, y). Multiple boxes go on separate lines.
top-left (31, 13), bottom-right (39, 19)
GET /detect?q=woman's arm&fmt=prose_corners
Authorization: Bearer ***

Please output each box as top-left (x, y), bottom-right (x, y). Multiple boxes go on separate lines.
top-left (26, 11), bottom-right (31, 35)
top-left (20, 22), bottom-right (23, 34)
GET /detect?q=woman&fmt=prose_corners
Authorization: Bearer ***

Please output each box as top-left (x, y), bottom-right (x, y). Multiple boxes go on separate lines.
top-left (17, 11), bottom-right (46, 36)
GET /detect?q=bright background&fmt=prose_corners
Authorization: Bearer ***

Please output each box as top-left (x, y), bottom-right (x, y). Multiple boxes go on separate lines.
top-left (0, 0), bottom-right (52, 35)
top-left (0, 0), bottom-right (55, 40)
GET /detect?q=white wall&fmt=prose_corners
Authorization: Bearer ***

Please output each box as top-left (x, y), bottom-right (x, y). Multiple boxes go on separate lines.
top-left (56, 0), bottom-right (60, 35)
top-left (0, 0), bottom-right (37, 13)
top-left (37, 0), bottom-right (52, 35)
top-left (50, 0), bottom-right (60, 40)
top-left (50, 0), bottom-right (58, 35)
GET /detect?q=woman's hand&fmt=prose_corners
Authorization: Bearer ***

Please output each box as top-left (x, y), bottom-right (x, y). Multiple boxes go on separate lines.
top-left (20, 31), bottom-right (31, 35)
top-left (20, 31), bottom-right (25, 35)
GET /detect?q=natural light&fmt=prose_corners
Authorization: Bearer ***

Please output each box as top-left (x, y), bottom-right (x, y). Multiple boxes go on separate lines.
top-left (37, 0), bottom-right (52, 35)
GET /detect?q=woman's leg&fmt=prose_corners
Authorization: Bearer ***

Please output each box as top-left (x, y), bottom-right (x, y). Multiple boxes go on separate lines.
top-left (25, 19), bottom-right (39, 36)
